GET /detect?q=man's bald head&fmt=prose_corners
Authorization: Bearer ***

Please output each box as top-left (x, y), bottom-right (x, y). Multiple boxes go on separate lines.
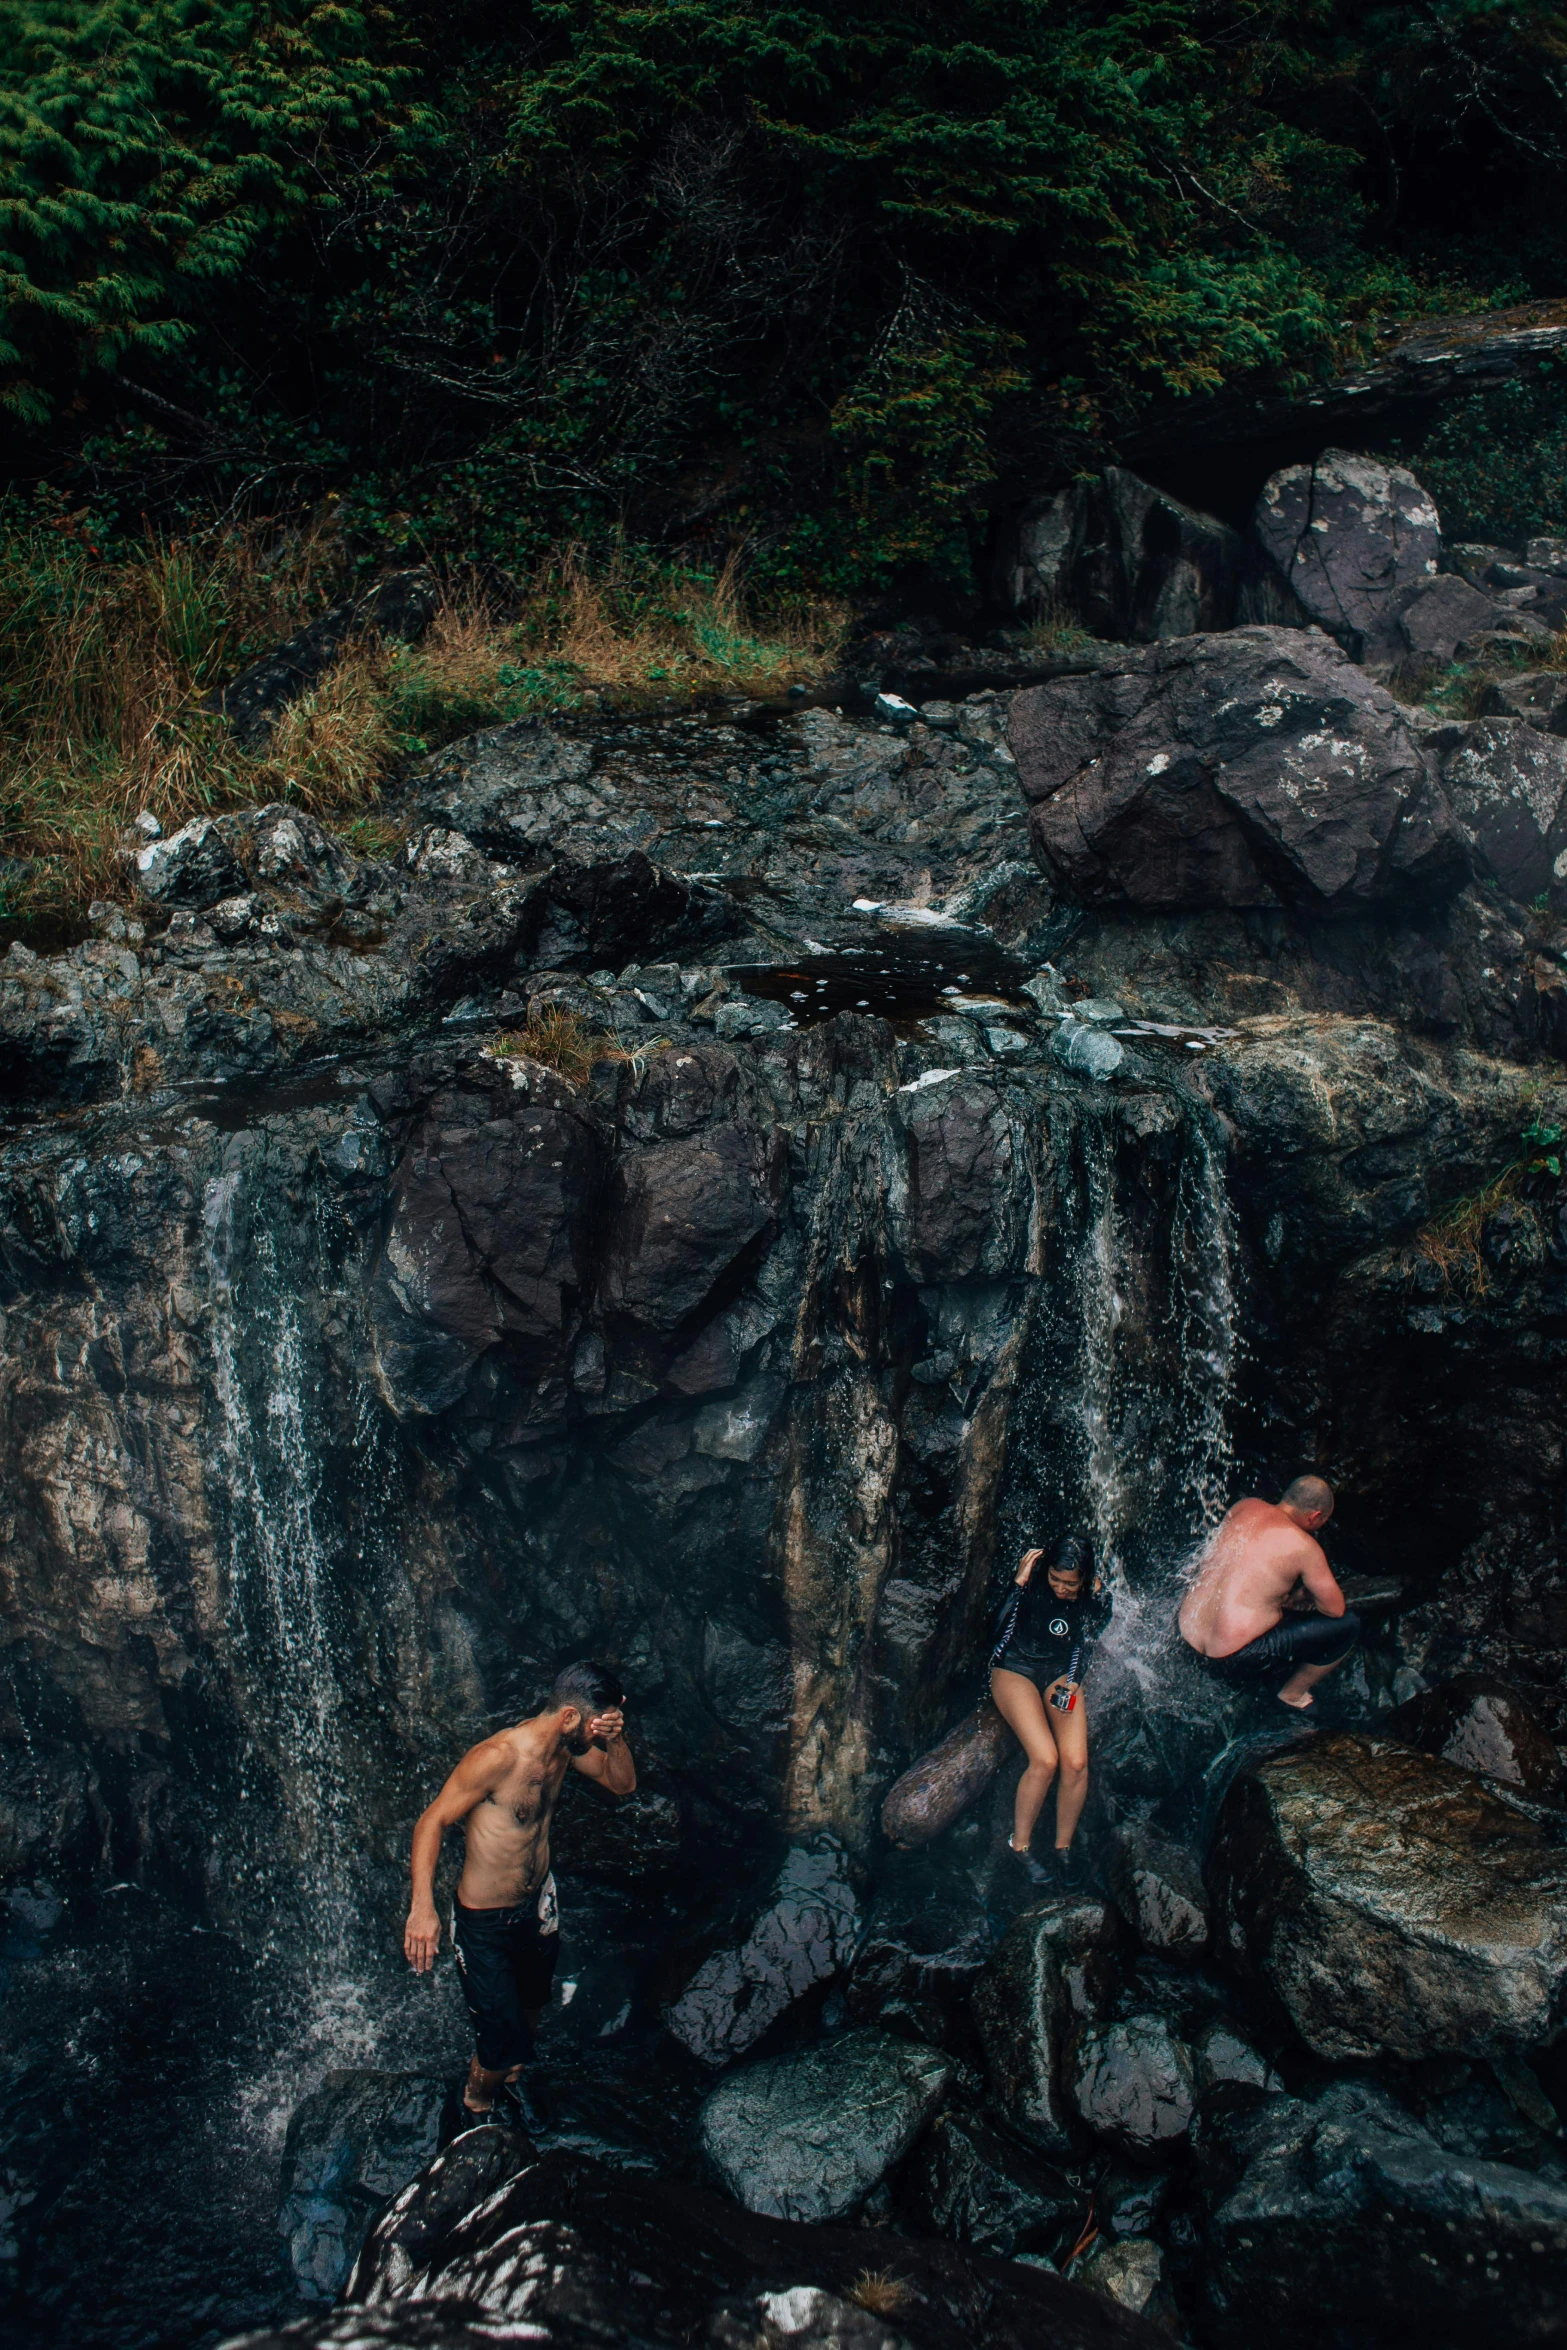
top-left (1281, 1474), bottom-right (1335, 1528)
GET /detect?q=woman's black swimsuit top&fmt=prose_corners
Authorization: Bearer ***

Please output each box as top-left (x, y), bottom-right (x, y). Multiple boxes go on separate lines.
top-left (994, 1574), bottom-right (1111, 1669)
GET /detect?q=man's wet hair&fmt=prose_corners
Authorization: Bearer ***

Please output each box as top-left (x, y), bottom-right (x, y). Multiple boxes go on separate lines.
top-left (1052, 1534), bottom-right (1094, 1580)
top-left (1282, 1474), bottom-right (1335, 1520)
top-left (550, 1659), bottom-right (624, 1717)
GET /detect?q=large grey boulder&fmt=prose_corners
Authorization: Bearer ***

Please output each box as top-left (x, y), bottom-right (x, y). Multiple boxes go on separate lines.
top-left (1067, 2015), bottom-right (1196, 2157)
top-left (1009, 627), bottom-right (1463, 912)
top-left (1253, 449), bottom-right (1440, 658)
top-left (972, 1898), bottom-right (1122, 2152)
top-left (1207, 1734), bottom-right (1567, 2061)
top-left (663, 1838), bottom-right (862, 2066)
top-left (1430, 719), bottom-right (1567, 907)
top-left (277, 2070), bottom-right (449, 2301)
top-left (697, 2029), bottom-right (952, 2221)
top-left (1102, 1821), bottom-right (1209, 1954)
top-left (1195, 2078), bottom-right (1567, 2346)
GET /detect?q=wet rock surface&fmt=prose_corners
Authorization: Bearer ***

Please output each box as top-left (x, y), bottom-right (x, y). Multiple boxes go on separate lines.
top-left (1385, 1672), bottom-right (1564, 1796)
top-left (1102, 1823), bottom-right (1208, 1956)
top-left (1195, 2078), bottom-right (1567, 2347)
top-left (283, 2143), bottom-right (1166, 2350)
top-left (663, 1840), bottom-right (861, 2066)
top-left (908, 2107), bottom-right (1085, 2258)
top-left (1066, 2015), bottom-right (1196, 2157)
top-left (1208, 1735), bottom-right (1567, 2060)
top-left (278, 2070), bottom-right (447, 2301)
top-left (698, 2028), bottom-right (952, 2222)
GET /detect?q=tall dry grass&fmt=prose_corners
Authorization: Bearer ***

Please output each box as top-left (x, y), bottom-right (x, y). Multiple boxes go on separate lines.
top-left (0, 513), bottom-right (843, 936)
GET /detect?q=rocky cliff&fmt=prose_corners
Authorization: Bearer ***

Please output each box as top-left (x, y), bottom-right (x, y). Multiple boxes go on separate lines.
top-left (6, 453), bottom-right (1567, 2349)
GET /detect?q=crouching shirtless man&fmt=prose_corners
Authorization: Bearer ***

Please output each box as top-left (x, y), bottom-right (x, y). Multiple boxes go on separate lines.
top-left (1179, 1477), bottom-right (1358, 1710)
top-left (403, 1660), bottom-right (635, 2126)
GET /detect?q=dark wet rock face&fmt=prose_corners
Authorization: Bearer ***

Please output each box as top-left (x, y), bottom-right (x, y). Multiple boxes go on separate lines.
top-left (278, 2071), bottom-right (448, 2301)
top-left (288, 2145), bottom-right (1165, 2350)
top-left (663, 1840), bottom-right (861, 2066)
top-left (908, 2108), bottom-right (1085, 2259)
top-left (1102, 1823), bottom-right (1208, 1956)
top-left (1066, 2015), bottom-right (1195, 2158)
top-left (972, 1899), bottom-right (1124, 2154)
top-left (1195, 2079), bottom-right (1567, 2348)
top-left (1208, 1735), bottom-right (1567, 2060)
top-left (1386, 1674), bottom-right (1564, 1795)
top-left (698, 2028), bottom-right (952, 2221)
top-left (1009, 627), bottom-right (1463, 911)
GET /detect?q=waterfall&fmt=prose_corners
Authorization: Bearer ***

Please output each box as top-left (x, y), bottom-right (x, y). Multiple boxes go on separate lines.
top-left (996, 1092), bottom-right (1242, 1749)
top-left (202, 1162), bottom-right (353, 1959)
top-left (1170, 1113), bottom-right (1241, 1535)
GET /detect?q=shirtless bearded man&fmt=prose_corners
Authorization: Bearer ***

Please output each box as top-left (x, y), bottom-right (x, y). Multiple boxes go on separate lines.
top-left (403, 1659), bottom-right (636, 2124)
top-left (1178, 1476), bottom-right (1358, 1710)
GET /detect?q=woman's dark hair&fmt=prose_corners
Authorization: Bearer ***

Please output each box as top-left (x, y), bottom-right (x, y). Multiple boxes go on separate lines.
top-left (1051, 1535), bottom-right (1093, 1582)
top-left (550, 1659), bottom-right (624, 1715)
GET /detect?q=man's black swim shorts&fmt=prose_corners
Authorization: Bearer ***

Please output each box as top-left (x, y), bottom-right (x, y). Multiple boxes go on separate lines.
top-left (452, 1873), bottom-right (560, 2071)
top-left (1199, 1608), bottom-right (1361, 1687)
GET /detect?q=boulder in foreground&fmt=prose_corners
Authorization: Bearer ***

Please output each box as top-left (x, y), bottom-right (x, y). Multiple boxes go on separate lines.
top-left (1195, 2077), bottom-right (1567, 2347)
top-left (227, 2142), bottom-right (1169, 2350)
top-left (1207, 1734), bottom-right (1567, 2060)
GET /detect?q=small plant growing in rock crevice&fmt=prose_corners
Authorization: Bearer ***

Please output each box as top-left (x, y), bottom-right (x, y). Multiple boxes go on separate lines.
top-left (486, 1004), bottom-right (631, 1087)
top-left (1414, 1113), bottom-right (1565, 1295)
top-left (846, 2271), bottom-right (913, 2318)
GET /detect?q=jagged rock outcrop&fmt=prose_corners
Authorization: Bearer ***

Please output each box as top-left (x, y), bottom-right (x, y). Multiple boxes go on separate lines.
top-left (1385, 1674), bottom-right (1563, 1797)
top-left (298, 2140), bottom-right (1165, 2350)
top-left (278, 2071), bottom-right (449, 2300)
top-left (663, 1839), bottom-right (861, 2066)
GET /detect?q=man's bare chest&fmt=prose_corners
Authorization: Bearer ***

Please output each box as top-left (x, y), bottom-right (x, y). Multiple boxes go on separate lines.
top-left (484, 1761), bottom-right (565, 1831)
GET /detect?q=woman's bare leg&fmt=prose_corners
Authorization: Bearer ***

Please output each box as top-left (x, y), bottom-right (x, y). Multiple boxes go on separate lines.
top-left (1044, 1682), bottom-right (1090, 1849)
top-left (990, 1667), bottom-right (1060, 1852)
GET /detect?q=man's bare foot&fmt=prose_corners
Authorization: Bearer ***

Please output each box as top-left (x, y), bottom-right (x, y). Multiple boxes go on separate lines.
top-left (1278, 1690), bottom-right (1315, 1710)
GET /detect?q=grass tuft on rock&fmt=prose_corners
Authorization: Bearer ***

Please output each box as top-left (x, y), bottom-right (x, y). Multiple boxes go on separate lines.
top-left (486, 1006), bottom-right (634, 1088)
top-left (0, 513), bottom-right (843, 942)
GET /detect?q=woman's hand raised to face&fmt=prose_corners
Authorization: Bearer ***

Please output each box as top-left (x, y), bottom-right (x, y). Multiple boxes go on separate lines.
top-left (1016, 1548), bottom-right (1045, 1587)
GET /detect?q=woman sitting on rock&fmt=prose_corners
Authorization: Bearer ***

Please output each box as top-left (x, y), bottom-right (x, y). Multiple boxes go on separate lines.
top-left (990, 1534), bottom-right (1110, 1880)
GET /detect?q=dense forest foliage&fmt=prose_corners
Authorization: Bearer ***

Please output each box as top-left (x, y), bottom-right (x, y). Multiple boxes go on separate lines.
top-left (1, 0), bottom-right (1566, 586)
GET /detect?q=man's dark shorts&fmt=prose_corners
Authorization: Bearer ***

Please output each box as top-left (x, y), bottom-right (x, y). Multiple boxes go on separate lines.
top-left (1198, 1609), bottom-right (1361, 1688)
top-left (452, 1873), bottom-right (560, 2071)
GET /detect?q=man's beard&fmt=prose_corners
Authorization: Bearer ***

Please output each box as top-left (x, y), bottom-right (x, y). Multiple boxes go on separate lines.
top-left (563, 1724), bottom-right (595, 1756)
